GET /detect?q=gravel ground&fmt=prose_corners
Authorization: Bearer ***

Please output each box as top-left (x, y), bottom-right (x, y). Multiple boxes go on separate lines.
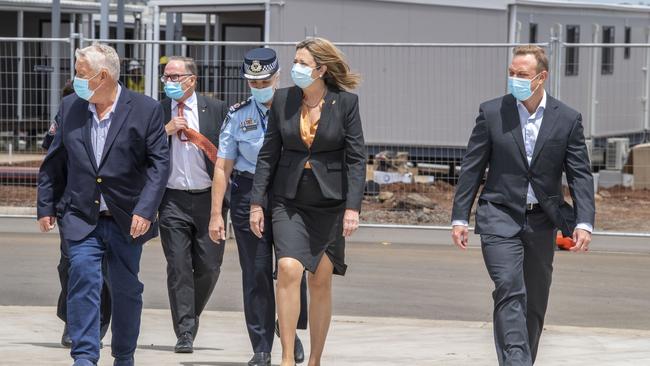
top-left (2, 175), bottom-right (650, 232)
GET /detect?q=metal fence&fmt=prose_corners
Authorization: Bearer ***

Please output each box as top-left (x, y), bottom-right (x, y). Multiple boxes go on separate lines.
top-left (0, 36), bottom-right (649, 233)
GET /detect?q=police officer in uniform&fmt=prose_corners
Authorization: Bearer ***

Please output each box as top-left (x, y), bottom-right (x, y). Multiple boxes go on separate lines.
top-left (208, 48), bottom-right (307, 366)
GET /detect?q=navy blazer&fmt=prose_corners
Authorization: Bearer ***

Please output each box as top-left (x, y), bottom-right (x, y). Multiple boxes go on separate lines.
top-left (37, 87), bottom-right (170, 245)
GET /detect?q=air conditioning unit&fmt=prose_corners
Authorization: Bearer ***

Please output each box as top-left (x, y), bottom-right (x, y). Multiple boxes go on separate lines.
top-left (605, 138), bottom-right (630, 170)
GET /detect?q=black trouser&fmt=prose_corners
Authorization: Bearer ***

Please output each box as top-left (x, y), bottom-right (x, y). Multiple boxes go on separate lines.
top-left (57, 222), bottom-right (112, 339)
top-left (159, 188), bottom-right (227, 338)
top-left (231, 174), bottom-right (308, 353)
top-left (480, 210), bottom-right (556, 366)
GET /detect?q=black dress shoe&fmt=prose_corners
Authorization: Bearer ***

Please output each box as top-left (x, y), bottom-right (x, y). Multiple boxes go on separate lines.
top-left (61, 325), bottom-right (72, 348)
top-left (294, 336), bottom-right (305, 364)
top-left (248, 352), bottom-right (271, 366)
top-left (174, 332), bottom-right (194, 353)
top-left (275, 320), bottom-right (305, 364)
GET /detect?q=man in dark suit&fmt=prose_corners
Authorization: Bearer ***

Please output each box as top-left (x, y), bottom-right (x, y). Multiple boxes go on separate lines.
top-left (159, 56), bottom-right (229, 353)
top-left (37, 44), bottom-right (170, 366)
top-left (451, 45), bottom-right (595, 366)
top-left (42, 81), bottom-right (112, 348)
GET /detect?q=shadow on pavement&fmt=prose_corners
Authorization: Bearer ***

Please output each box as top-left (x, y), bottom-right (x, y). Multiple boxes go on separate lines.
top-left (15, 342), bottom-right (224, 353)
top-left (15, 342), bottom-right (65, 349)
top-left (179, 363), bottom-right (250, 366)
top-left (137, 344), bottom-right (224, 352)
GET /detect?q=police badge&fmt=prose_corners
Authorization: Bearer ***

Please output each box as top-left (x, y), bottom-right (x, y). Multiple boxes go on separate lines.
top-left (250, 60), bottom-right (263, 74)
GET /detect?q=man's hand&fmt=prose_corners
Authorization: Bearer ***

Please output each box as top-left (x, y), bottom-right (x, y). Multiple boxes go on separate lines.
top-left (208, 213), bottom-right (226, 243)
top-left (38, 216), bottom-right (56, 233)
top-left (571, 228), bottom-right (591, 252)
top-left (249, 205), bottom-right (265, 239)
top-left (130, 214), bottom-right (151, 239)
top-left (452, 225), bottom-right (469, 250)
top-left (165, 117), bottom-right (188, 135)
top-left (342, 209), bottom-right (360, 237)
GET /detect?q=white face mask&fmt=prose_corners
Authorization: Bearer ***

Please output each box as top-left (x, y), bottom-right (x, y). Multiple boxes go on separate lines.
top-left (291, 63), bottom-right (319, 89)
top-left (508, 73), bottom-right (542, 101)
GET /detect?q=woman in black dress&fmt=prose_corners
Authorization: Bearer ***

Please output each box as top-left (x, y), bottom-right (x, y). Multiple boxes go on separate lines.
top-left (249, 37), bottom-right (366, 366)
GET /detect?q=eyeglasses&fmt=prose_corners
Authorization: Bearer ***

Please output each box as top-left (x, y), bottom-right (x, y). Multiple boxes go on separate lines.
top-left (160, 73), bottom-right (193, 83)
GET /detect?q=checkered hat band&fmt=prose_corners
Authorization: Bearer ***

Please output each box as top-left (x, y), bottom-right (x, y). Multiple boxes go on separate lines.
top-left (245, 59), bottom-right (278, 74)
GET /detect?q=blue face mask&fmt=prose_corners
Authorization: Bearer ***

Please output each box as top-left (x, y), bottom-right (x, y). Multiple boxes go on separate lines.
top-left (508, 73), bottom-right (541, 102)
top-left (291, 63), bottom-right (318, 89)
top-left (164, 82), bottom-right (186, 100)
top-left (250, 85), bottom-right (275, 104)
top-left (73, 72), bottom-right (101, 101)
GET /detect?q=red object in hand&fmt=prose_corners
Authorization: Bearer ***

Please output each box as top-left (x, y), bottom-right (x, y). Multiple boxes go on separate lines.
top-left (175, 101), bottom-right (217, 164)
top-left (556, 233), bottom-right (575, 251)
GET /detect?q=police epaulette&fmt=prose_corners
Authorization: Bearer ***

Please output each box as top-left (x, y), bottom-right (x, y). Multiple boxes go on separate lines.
top-left (229, 97), bottom-right (253, 113)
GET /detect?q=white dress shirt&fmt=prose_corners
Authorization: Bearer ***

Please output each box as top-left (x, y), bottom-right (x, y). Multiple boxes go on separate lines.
top-left (167, 92), bottom-right (212, 190)
top-left (453, 91), bottom-right (592, 233)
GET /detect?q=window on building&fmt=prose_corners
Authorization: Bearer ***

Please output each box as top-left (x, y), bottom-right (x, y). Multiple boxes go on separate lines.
top-left (565, 25), bottom-right (580, 76)
top-left (602, 26), bottom-right (615, 75)
top-left (624, 26), bottom-right (631, 59)
top-left (530, 23), bottom-right (538, 44)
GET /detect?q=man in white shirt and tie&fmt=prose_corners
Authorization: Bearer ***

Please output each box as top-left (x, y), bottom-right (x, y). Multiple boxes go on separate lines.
top-left (159, 56), bottom-right (229, 353)
top-left (451, 45), bottom-right (595, 366)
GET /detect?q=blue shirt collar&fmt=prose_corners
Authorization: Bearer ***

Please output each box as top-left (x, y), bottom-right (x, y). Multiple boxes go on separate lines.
top-left (88, 83), bottom-right (122, 121)
top-left (253, 97), bottom-right (269, 115)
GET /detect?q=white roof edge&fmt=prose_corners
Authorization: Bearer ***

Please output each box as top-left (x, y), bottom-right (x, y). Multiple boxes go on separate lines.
top-left (148, 0), bottom-right (266, 6)
top-left (0, 0), bottom-right (145, 13)
top-left (515, 0), bottom-right (650, 13)
top-left (371, 0), bottom-right (510, 11)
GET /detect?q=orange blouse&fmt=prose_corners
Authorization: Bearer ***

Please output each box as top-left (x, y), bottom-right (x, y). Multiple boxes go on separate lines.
top-left (300, 100), bottom-right (324, 168)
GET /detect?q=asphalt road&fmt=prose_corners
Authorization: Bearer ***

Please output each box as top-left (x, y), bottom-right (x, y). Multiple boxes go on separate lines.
top-left (1, 233), bottom-right (649, 331)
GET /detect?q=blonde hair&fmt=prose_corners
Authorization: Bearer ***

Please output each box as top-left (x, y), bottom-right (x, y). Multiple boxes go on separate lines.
top-left (296, 37), bottom-right (361, 90)
top-left (513, 45), bottom-right (549, 73)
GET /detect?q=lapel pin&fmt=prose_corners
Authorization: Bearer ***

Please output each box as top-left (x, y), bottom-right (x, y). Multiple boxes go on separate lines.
top-left (332, 100), bottom-right (336, 105)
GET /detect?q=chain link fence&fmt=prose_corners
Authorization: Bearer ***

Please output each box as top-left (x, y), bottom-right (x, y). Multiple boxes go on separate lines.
top-left (0, 36), bottom-right (648, 233)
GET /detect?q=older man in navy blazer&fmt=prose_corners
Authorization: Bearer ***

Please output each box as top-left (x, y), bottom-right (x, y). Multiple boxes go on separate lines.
top-left (37, 44), bottom-right (170, 366)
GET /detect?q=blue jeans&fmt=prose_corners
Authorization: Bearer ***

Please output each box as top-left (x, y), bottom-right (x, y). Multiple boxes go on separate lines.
top-left (67, 217), bottom-right (144, 366)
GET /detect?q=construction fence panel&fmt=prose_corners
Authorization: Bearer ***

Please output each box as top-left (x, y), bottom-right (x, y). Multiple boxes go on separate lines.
top-left (0, 37), bottom-right (648, 234)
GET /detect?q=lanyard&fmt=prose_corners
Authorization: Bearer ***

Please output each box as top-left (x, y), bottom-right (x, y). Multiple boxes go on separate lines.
top-left (254, 102), bottom-right (268, 133)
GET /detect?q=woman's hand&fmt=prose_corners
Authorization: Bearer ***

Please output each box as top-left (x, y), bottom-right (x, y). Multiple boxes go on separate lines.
top-left (249, 204), bottom-right (265, 238)
top-left (208, 213), bottom-right (226, 243)
top-left (342, 209), bottom-right (360, 237)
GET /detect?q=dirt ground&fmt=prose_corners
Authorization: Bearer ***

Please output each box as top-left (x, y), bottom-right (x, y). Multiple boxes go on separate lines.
top-left (2, 176), bottom-right (650, 233)
top-left (360, 182), bottom-right (650, 233)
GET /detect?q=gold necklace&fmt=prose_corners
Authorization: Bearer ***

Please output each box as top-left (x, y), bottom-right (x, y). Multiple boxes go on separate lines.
top-left (302, 87), bottom-right (327, 109)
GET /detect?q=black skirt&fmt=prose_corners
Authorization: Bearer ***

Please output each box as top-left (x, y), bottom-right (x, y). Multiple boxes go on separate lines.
top-left (272, 169), bottom-right (347, 276)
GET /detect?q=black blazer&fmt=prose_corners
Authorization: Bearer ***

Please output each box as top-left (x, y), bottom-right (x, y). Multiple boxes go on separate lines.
top-left (251, 86), bottom-right (366, 211)
top-left (37, 88), bottom-right (170, 245)
top-left (161, 93), bottom-right (228, 179)
top-left (451, 93), bottom-right (595, 237)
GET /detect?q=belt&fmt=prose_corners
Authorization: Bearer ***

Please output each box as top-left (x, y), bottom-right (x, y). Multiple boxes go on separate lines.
top-left (233, 170), bottom-right (255, 180)
top-left (99, 210), bottom-right (112, 217)
top-left (526, 203), bottom-right (541, 212)
top-left (169, 187), bottom-right (211, 194)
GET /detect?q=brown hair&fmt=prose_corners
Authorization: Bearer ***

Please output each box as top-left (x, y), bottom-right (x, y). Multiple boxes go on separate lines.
top-left (296, 37), bottom-right (361, 90)
top-left (513, 45), bottom-right (549, 73)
